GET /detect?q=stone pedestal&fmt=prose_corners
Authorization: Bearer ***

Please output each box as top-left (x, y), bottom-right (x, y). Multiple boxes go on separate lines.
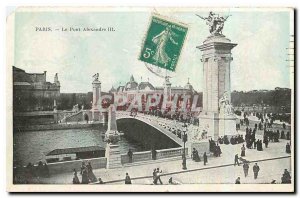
top-left (105, 104), bottom-right (122, 168)
top-left (190, 141), bottom-right (210, 156)
top-left (197, 34), bottom-right (237, 140)
top-left (105, 144), bottom-right (122, 169)
top-left (218, 114), bottom-right (238, 137)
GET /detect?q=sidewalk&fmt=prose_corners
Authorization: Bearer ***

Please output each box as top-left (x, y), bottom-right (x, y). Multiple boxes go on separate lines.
top-left (39, 136), bottom-right (291, 184)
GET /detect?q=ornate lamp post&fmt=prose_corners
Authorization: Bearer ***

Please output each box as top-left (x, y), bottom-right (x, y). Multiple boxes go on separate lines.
top-left (182, 122), bottom-right (188, 170)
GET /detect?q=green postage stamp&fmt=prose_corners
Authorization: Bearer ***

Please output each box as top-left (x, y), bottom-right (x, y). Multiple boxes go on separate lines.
top-left (139, 14), bottom-right (188, 72)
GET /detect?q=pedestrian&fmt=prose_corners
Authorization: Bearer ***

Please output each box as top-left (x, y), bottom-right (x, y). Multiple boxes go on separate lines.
top-left (235, 177), bottom-right (241, 184)
top-left (80, 161), bottom-right (86, 175)
top-left (86, 161), bottom-right (97, 182)
top-left (264, 136), bottom-right (269, 148)
top-left (234, 154), bottom-right (240, 166)
top-left (243, 162), bottom-right (249, 177)
top-left (192, 148), bottom-right (201, 162)
top-left (72, 169), bottom-right (80, 184)
top-left (253, 163), bottom-right (260, 179)
top-left (286, 131), bottom-right (290, 140)
top-left (217, 145), bottom-right (222, 157)
top-left (156, 168), bottom-right (163, 184)
top-left (281, 169), bottom-right (291, 184)
top-left (152, 168), bottom-right (157, 184)
top-left (241, 144), bottom-right (246, 157)
top-left (286, 142), bottom-right (291, 154)
top-left (125, 173), bottom-right (132, 184)
top-left (127, 149), bottom-right (133, 163)
top-left (98, 178), bottom-right (104, 184)
top-left (203, 152), bottom-right (208, 166)
top-left (152, 148), bottom-right (157, 160)
top-left (81, 167), bottom-right (89, 184)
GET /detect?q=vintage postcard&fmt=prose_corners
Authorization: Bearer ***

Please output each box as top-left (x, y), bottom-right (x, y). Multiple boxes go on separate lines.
top-left (6, 7), bottom-right (294, 192)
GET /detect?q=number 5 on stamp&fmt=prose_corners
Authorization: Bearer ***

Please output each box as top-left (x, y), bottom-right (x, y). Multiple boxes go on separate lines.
top-left (139, 14), bottom-right (188, 72)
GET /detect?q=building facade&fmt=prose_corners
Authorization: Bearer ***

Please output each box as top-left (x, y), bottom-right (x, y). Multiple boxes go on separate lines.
top-left (13, 66), bottom-right (60, 112)
top-left (111, 75), bottom-right (201, 112)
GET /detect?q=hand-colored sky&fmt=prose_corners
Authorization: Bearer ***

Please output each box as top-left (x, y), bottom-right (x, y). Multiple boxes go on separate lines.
top-left (13, 8), bottom-right (293, 93)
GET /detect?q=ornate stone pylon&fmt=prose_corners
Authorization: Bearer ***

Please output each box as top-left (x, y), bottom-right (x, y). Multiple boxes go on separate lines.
top-left (91, 74), bottom-right (102, 122)
top-left (197, 33), bottom-right (237, 140)
top-left (105, 105), bottom-right (122, 169)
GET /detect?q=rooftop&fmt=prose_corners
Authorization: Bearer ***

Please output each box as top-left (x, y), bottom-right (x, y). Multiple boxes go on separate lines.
top-left (46, 146), bottom-right (105, 156)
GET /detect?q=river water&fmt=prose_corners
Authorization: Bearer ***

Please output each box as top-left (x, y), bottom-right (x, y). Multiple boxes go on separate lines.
top-left (13, 127), bottom-right (144, 166)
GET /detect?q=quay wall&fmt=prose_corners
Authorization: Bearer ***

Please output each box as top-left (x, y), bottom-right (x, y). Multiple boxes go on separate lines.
top-left (47, 157), bottom-right (107, 175)
top-left (14, 122), bottom-right (104, 132)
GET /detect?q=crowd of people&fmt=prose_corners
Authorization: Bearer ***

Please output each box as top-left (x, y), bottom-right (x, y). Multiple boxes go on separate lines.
top-left (13, 161), bottom-right (50, 184)
top-left (191, 148), bottom-right (208, 165)
top-left (73, 161), bottom-right (97, 184)
top-left (217, 135), bottom-right (245, 145)
top-left (209, 139), bottom-right (222, 157)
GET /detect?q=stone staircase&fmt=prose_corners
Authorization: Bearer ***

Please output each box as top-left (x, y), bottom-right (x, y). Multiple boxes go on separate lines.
top-left (60, 110), bottom-right (83, 123)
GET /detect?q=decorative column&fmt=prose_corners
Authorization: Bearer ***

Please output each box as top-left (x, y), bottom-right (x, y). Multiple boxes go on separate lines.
top-left (92, 74), bottom-right (102, 122)
top-left (194, 8), bottom-right (240, 141)
top-left (197, 34), bottom-right (237, 140)
top-left (163, 76), bottom-right (172, 110)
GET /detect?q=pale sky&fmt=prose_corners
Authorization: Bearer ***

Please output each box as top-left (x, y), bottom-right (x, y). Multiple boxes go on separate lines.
top-left (13, 8), bottom-right (293, 93)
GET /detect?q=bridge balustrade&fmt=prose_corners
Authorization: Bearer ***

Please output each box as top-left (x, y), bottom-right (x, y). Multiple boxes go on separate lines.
top-left (156, 147), bottom-right (188, 160)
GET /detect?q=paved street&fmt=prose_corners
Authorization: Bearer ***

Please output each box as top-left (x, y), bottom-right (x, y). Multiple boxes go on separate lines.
top-left (39, 124), bottom-right (292, 184)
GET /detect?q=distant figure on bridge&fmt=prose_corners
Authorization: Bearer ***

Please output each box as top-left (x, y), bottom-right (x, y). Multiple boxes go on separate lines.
top-left (127, 149), bottom-right (133, 163)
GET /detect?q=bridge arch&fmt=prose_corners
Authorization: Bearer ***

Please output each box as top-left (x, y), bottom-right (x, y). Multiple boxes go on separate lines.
top-left (116, 116), bottom-right (182, 151)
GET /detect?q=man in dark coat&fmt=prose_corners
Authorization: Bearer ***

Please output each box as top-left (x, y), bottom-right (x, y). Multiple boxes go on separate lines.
top-left (128, 149), bottom-right (133, 163)
top-left (234, 154), bottom-right (240, 166)
top-left (253, 163), bottom-right (260, 179)
top-left (286, 142), bottom-right (291, 154)
top-left (243, 162), bottom-right (249, 177)
top-left (203, 152), bottom-right (208, 166)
